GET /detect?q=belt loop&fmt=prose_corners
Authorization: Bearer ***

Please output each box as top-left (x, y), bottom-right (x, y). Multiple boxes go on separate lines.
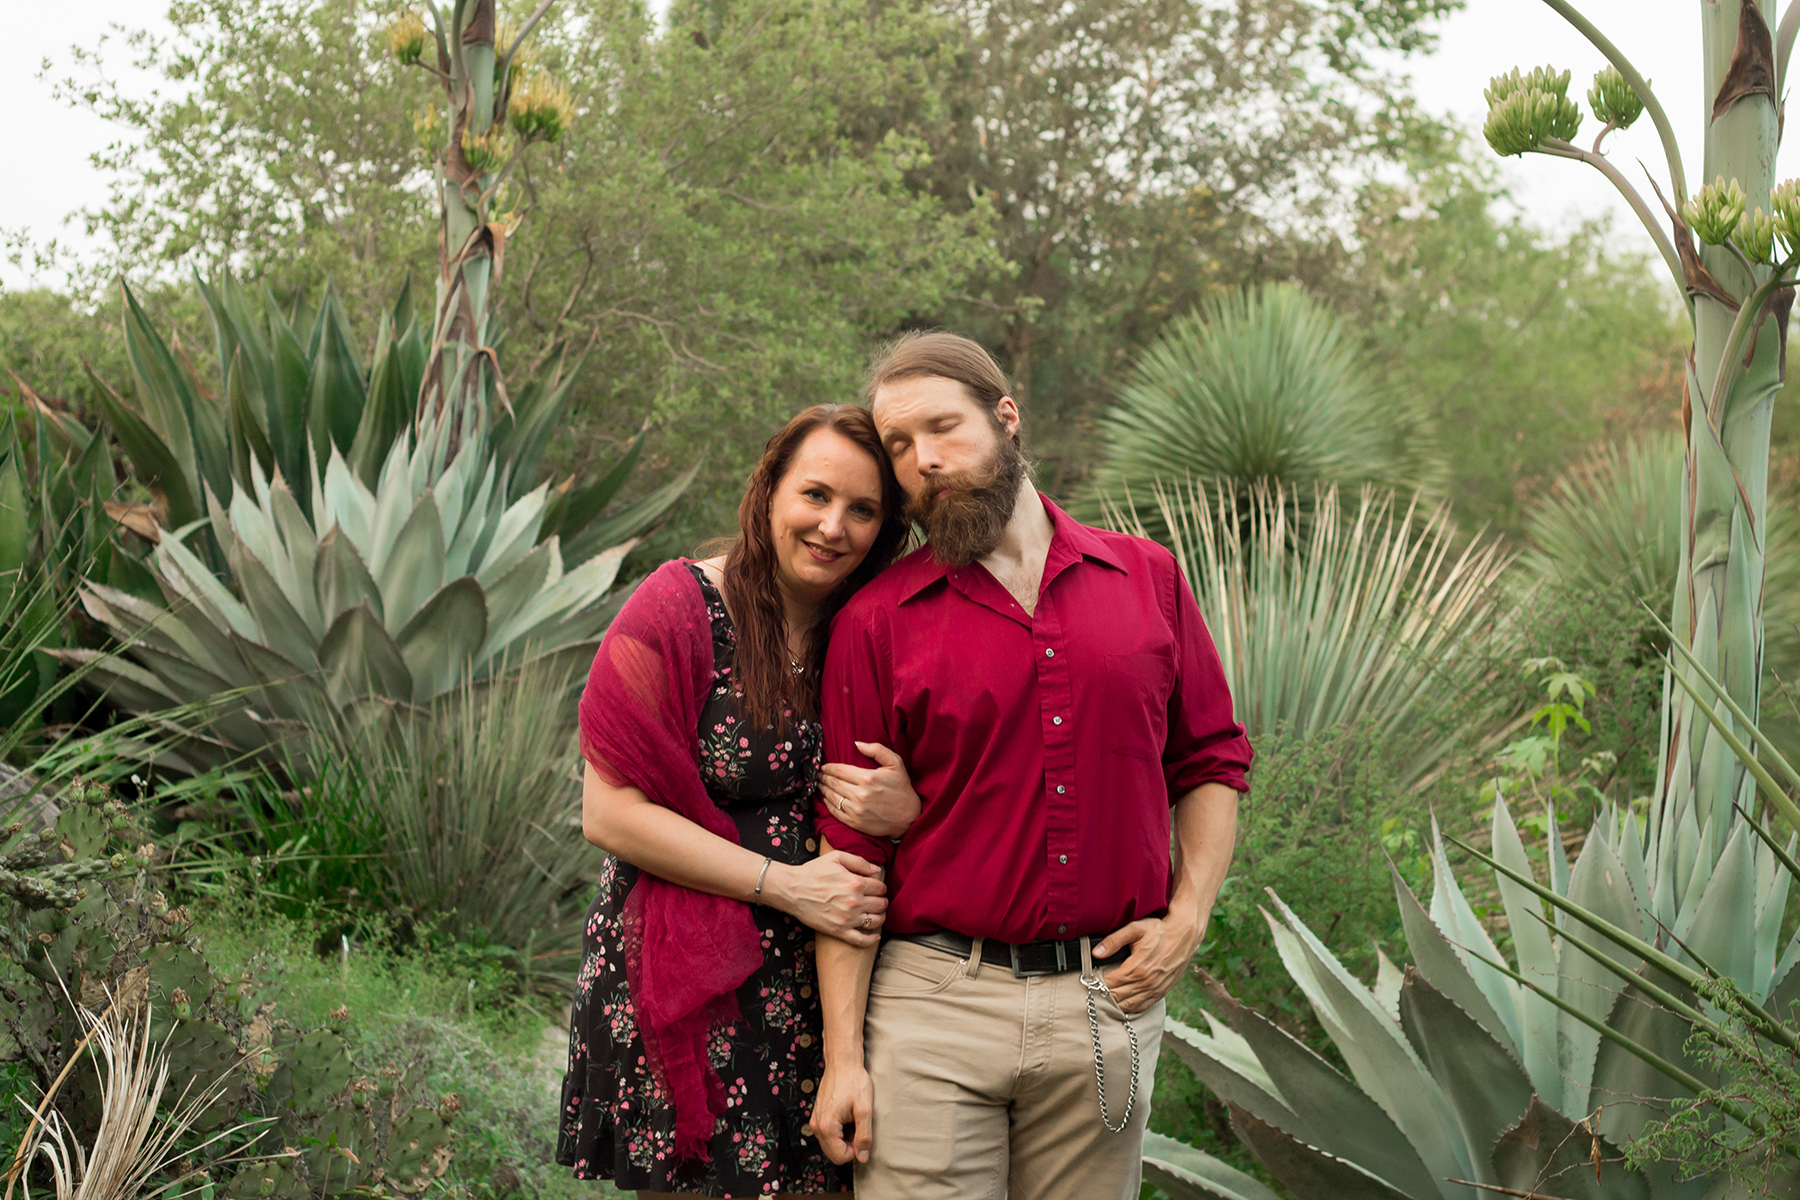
top-left (965, 936), bottom-right (985, 978)
top-left (1079, 935), bottom-right (1095, 977)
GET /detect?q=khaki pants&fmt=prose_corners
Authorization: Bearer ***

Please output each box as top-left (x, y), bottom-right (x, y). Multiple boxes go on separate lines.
top-left (856, 937), bottom-right (1165, 1200)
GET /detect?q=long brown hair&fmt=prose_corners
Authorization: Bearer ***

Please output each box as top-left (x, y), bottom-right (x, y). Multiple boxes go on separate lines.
top-left (721, 404), bottom-right (909, 729)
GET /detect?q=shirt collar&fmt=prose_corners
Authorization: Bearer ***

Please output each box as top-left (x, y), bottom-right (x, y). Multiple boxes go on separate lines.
top-left (894, 492), bottom-right (1128, 605)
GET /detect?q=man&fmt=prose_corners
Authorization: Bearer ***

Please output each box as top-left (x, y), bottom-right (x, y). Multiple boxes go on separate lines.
top-left (809, 331), bottom-right (1251, 1199)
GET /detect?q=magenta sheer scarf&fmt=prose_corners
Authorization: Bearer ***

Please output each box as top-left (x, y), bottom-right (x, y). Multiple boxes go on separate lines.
top-left (577, 560), bottom-right (763, 1161)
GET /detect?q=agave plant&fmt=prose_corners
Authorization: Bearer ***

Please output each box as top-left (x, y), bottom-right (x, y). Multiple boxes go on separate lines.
top-left (87, 275), bottom-right (685, 563)
top-left (56, 413), bottom-right (636, 766)
top-left (1148, 635), bottom-right (1800, 1199)
top-left (1479, 0), bottom-right (1800, 865)
top-left (1086, 285), bottom-right (1440, 528)
top-left (1108, 480), bottom-right (1517, 787)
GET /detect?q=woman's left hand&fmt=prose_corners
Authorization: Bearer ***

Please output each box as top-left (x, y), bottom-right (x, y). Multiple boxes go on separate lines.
top-left (818, 742), bottom-right (920, 840)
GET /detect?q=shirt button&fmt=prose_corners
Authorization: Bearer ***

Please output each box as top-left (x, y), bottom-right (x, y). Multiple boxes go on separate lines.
top-left (1056, 785), bottom-right (1066, 795)
top-left (1045, 648), bottom-right (1055, 657)
top-left (1057, 924), bottom-right (1067, 934)
top-left (1058, 854), bottom-right (1068, 864)
top-left (1052, 716), bottom-right (1063, 726)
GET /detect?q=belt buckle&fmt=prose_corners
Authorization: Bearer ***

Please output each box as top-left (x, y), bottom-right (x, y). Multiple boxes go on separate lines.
top-left (1008, 940), bottom-right (1068, 978)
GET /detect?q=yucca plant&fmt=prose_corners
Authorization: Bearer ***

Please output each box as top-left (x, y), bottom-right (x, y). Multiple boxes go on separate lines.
top-left (1522, 431), bottom-right (1800, 639)
top-left (5, 994), bottom-right (260, 1200)
top-left (1108, 481), bottom-right (1517, 788)
top-left (1147, 636), bottom-right (1800, 1199)
top-left (1087, 285), bottom-right (1440, 529)
top-left (55, 411), bottom-right (634, 767)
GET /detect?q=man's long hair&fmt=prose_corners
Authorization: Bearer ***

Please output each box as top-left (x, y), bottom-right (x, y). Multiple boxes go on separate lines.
top-left (721, 404), bottom-right (910, 730)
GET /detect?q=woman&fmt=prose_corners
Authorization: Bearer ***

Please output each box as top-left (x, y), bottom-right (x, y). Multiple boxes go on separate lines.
top-left (558, 404), bottom-right (919, 1198)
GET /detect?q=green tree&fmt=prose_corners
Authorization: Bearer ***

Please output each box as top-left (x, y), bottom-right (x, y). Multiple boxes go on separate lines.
top-left (1320, 153), bottom-right (1684, 538)
top-left (52, 0), bottom-right (997, 539)
top-left (898, 0), bottom-right (1464, 494)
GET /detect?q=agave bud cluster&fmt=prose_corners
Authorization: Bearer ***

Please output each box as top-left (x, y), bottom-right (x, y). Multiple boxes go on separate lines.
top-left (1736, 207), bottom-right (1778, 265)
top-left (1586, 65), bottom-right (1643, 130)
top-left (509, 75), bottom-right (576, 144)
top-left (387, 11), bottom-right (427, 66)
top-left (1483, 66), bottom-right (1582, 157)
top-left (1685, 176), bottom-right (1747, 246)
top-left (461, 128), bottom-right (509, 175)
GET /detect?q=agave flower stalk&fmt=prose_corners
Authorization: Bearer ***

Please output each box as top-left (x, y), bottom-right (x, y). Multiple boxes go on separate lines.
top-left (388, 0), bottom-right (570, 473)
top-left (1481, 0), bottom-right (1800, 862)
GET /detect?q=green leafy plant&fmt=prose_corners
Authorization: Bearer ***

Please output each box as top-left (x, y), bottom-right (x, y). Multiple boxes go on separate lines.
top-left (56, 414), bottom-right (643, 766)
top-left (0, 780), bottom-right (458, 1200)
top-left (1087, 284), bottom-right (1440, 526)
top-left (1107, 480), bottom-right (1518, 788)
top-left (1144, 627), bottom-right (1800, 1199)
top-left (1482, 657), bottom-right (1624, 832)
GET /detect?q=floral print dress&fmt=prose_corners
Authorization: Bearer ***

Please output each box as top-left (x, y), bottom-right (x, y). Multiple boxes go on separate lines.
top-left (558, 564), bottom-right (849, 1197)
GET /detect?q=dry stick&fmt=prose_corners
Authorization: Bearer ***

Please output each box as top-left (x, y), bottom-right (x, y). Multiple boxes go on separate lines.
top-left (1448, 1181), bottom-right (1578, 1200)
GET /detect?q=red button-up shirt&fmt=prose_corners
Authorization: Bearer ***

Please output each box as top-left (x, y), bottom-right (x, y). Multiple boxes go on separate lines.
top-left (814, 497), bottom-right (1252, 943)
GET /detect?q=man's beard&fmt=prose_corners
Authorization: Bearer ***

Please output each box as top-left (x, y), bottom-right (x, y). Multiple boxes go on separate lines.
top-left (905, 434), bottom-right (1029, 566)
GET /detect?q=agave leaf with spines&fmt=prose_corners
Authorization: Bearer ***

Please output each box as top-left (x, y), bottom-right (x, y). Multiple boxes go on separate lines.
top-left (1154, 774), bottom-right (1800, 1196)
top-left (60, 409), bottom-right (641, 764)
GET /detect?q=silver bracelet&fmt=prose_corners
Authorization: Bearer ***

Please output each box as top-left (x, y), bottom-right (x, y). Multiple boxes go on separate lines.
top-left (753, 856), bottom-right (773, 899)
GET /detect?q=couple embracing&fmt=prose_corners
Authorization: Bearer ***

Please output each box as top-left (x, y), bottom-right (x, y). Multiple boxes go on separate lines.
top-left (556, 333), bottom-right (1252, 1200)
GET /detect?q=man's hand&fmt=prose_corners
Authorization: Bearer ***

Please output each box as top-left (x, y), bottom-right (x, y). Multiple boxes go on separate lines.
top-left (1093, 915), bottom-right (1203, 1014)
top-left (811, 1061), bottom-right (874, 1165)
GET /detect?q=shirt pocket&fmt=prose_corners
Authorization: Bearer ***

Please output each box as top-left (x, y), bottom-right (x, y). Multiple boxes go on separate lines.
top-left (1103, 653), bottom-right (1174, 762)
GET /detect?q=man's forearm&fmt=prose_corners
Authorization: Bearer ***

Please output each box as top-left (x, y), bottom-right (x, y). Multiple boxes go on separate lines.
top-left (815, 835), bottom-right (880, 1066)
top-left (817, 931), bottom-right (879, 1066)
top-left (1168, 782), bottom-right (1240, 937)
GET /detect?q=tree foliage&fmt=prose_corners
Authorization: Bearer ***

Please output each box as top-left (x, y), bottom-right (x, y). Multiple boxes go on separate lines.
top-left (901, 0), bottom-right (1463, 493)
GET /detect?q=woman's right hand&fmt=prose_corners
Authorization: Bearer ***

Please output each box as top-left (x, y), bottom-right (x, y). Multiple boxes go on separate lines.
top-left (765, 851), bottom-right (888, 947)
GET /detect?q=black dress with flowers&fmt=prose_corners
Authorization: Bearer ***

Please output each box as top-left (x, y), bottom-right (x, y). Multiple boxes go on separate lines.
top-left (558, 563), bottom-right (849, 1197)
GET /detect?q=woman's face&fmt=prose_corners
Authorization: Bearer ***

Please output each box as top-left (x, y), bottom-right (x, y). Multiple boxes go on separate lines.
top-left (768, 426), bottom-right (887, 606)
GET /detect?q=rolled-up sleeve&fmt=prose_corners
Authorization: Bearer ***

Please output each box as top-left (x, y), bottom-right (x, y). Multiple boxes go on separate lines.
top-left (1163, 562), bottom-right (1253, 798)
top-left (815, 606), bottom-right (898, 866)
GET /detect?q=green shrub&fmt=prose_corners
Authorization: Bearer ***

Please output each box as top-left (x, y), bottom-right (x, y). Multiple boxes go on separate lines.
top-left (161, 656), bottom-right (596, 994)
top-left (190, 900), bottom-right (610, 1200)
top-left (1152, 724), bottom-right (1435, 1182)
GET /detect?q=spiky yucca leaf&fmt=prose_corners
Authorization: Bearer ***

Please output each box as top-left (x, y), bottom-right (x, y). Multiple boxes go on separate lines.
top-left (1522, 431), bottom-right (1800, 625)
top-left (1108, 481), bottom-right (1517, 787)
top-left (1087, 285), bottom-right (1440, 529)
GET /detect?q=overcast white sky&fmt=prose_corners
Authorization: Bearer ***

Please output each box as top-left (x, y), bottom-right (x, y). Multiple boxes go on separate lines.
top-left (0, 1), bottom-right (1781, 292)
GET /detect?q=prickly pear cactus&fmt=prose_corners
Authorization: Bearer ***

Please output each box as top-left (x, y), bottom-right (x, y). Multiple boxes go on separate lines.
top-left (228, 1025), bottom-right (456, 1198)
top-left (1, 779), bottom-right (457, 1199)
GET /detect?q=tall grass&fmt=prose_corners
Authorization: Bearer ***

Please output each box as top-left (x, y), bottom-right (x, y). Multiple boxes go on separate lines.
top-left (1109, 481), bottom-right (1519, 787)
top-left (176, 656), bottom-right (597, 989)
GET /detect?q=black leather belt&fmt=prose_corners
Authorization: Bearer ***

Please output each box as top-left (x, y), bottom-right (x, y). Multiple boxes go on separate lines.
top-left (896, 931), bottom-right (1126, 977)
